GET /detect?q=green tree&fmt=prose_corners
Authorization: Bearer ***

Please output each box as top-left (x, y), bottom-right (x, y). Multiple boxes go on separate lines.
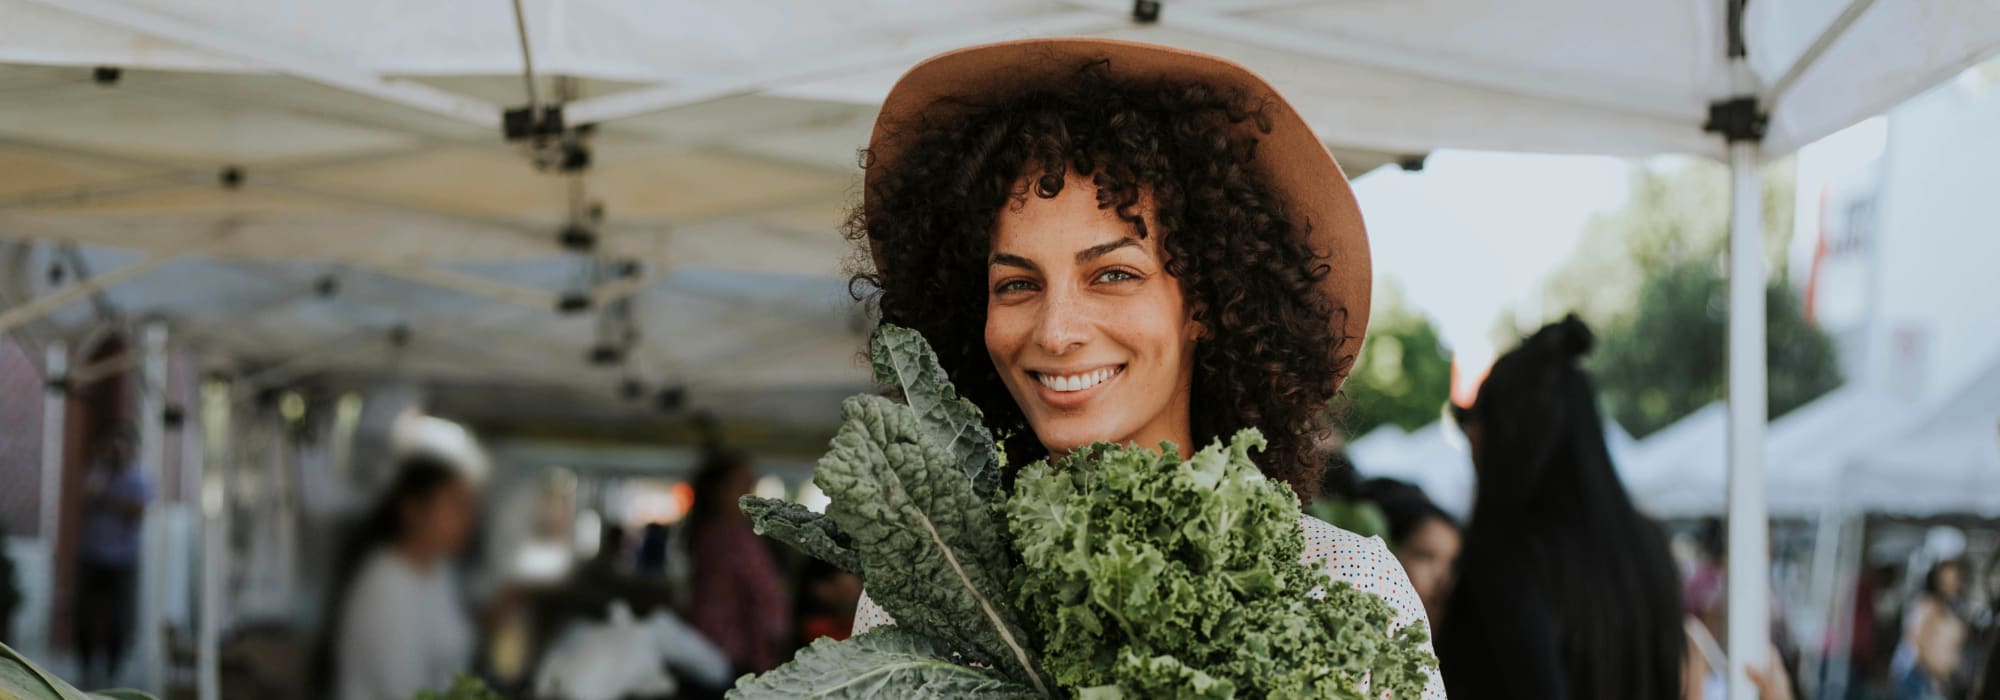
top-left (1341, 286), bottom-right (1453, 437)
top-left (1545, 158), bottom-right (1840, 438)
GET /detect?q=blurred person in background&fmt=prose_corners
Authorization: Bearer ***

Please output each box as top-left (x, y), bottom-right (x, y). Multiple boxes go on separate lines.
top-left (74, 425), bottom-right (151, 688)
top-left (314, 454), bottom-right (480, 700)
top-left (0, 519), bottom-right (19, 646)
top-left (1359, 477), bottom-right (1461, 624)
top-left (1893, 558), bottom-right (1970, 700)
top-left (636, 522), bottom-right (670, 579)
top-left (529, 520), bottom-right (731, 700)
top-left (1683, 519), bottom-right (1801, 696)
top-left (1307, 450), bottom-right (1389, 540)
top-left (794, 558), bottom-right (862, 646)
top-left (0, 521), bottom-right (19, 646)
top-left (1438, 316), bottom-right (1684, 699)
top-left (685, 448), bottom-right (788, 675)
top-left (586, 524), bottom-right (628, 580)
top-left (555, 522), bottom-right (676, 623)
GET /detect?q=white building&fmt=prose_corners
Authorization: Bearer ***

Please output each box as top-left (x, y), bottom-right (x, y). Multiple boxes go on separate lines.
top-left (1794, 60), bottom-right (2000, 403)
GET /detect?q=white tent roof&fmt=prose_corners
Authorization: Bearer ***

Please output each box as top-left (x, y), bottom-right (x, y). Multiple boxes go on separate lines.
top-left (1348, 418), bottom-right (1638, 520)
top-left (1622, 384), bottom-right (1955, 516)
top-left (2, 0), bottom-right (1996, 429)
top-left (1348, 422), bottom-right (1476, 518)
top-left (1850, 352), bottom-right (2000, 516)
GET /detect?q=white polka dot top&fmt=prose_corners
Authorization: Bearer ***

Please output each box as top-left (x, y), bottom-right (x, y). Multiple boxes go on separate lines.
top-left (852, 514), bottom-right (1448, 699)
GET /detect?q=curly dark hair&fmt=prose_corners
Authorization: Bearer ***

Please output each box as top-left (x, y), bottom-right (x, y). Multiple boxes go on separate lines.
top-left (849, 60), bottom-right (1349, 500)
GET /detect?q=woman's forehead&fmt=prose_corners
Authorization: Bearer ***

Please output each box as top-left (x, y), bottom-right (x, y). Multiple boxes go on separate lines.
top-left (992, 173), bottom-right (1163, 255)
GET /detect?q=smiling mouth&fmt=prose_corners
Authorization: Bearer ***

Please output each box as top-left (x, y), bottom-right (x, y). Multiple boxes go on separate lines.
top-left (1031, 365), bottom-right (1126, 393)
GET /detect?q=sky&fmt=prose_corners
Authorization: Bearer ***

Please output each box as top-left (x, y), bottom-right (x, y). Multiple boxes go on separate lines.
top-left (1349, 115), bottom-right (1897, 401)
top-left (1349, 150), bottom-right (1634, 364)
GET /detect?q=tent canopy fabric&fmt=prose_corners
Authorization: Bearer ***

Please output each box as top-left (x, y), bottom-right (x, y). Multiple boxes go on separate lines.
top-left (2, 0), bottom-right (1997, 428)
top-left (1851, 351), bottom-right (2000, 516)
top-left (1618, 381), bottom-right (1993, 517)
top-left (1346, 418), bottom-right (1638, 520)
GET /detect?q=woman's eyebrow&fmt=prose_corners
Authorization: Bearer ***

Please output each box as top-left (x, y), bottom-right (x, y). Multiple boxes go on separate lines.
top-left (990, 252), bottom-right (1038, 271)
top-left (1076, 237), bottom-right (1140, 262)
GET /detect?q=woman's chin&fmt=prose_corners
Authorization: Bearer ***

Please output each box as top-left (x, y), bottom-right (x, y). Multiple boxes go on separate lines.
top-left (1031, 419), bottom-right (1129, 456)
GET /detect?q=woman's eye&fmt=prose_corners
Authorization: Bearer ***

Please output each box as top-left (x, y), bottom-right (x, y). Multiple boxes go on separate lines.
top-left (1095, 269), bottom-right (1139, 284)
top-left (993, 279), bottom-right (1038, 294)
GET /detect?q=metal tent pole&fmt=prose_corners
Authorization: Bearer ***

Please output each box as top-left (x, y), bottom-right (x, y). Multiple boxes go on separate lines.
top-left (138, 322), bottom-right (168, 691)
top-left (1722, 83), bottom-right (1771, 700)
top-left (38, 342), bottom-right (66, 655)
top-left (1708, 2), bottom-right (1773, 695)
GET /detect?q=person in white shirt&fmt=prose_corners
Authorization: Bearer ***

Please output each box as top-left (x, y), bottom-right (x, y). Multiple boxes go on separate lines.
top-left (315, 454), bottom-right (479, 700)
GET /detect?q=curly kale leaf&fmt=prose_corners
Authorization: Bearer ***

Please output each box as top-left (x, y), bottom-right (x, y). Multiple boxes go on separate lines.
top-left (740, 495), bottom-right (861, 575)
top-left (870, 325), bottom-right (1003, 501)
top-left (728, 629), bottom-right (1038, 699)
top-left (814, 395), bottom-right (1048, 694)
top-left (1005, 430), bottom-right (1437, 699)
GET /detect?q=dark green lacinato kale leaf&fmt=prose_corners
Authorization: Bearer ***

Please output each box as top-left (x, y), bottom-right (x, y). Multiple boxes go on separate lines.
top-left (729, 629), bottom-right (1039, 699)
top-left (1005, 430), bottom-right (1438, 699)
top-left (739, 495), bottom-right (861, 576)
top-left (812, 394), bottom-right (1049, 694)
top-left (0, 640), bottom-right (157, 700)
top-left (733, 325), bottom-right (1047, 698)
top-left (869, 325), bottom-right (1004, 501)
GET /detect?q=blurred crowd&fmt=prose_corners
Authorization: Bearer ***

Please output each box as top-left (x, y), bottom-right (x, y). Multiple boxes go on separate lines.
top-left (299, 447), bottom-right (861, 700)
top-left (1, 435), bottom-right (858, 700)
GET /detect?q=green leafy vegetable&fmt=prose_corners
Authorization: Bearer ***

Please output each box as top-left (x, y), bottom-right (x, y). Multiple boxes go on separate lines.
top-left (736, 325), bottom-right (1435, 699)
top-left (0, 641), bottom-right (155, 700)
top-left (1005, 431), bottom-right (1437, 699)
top-left (813, 395), bottom-right (1047, 693)
top-left (731, 628), bottom-right (1039, 699)
top-left (411, 674), bottom-right (503, 700)
top-left (869, 325), bottom-right (1004, 501)
top-left (739, 495), bottom-right (860, 575)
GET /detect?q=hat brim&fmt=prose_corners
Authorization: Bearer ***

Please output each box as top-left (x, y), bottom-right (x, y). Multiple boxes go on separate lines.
top-left (865, 38), bottom-right (1371, 386)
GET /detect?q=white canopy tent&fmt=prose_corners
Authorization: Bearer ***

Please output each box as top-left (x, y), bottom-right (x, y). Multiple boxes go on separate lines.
top-left (3, 1), bottom-right (1998, 697)
top-left (1622, 384), bottom-right (1937, 517)
top-left (1849, 350), bottom-right (2000, 517)
top-left (1347, 418), bottom-right (1639, 521)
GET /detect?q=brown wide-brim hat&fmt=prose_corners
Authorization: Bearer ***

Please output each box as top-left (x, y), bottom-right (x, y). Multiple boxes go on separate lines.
top-left (865, 38), bottom-right (1372, 385)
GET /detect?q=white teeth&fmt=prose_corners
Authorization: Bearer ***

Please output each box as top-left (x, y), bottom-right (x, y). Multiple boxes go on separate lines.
top-left (1037, 367), bottom-right (1121, 392)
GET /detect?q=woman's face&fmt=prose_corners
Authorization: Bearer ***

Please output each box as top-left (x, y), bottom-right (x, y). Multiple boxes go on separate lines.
top-left (1937, 564), bottom-right (1964, 599)
top-left (1396, 517), bottom-right (1461, 622)
top-left (405, 477), bottom-right (477, 560)
top-left (985, 174), bottom-right (1201, 457)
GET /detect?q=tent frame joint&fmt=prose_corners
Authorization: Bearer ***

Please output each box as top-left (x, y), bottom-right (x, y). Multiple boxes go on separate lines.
top-left (1704, 96), bottom-right (1768, 144)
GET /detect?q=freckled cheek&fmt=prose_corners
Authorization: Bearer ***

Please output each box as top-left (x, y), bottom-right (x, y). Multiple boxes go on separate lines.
top-left (984, 304), bottom-right (1031, 369)
top-left (1117, 288), bottom-right (1190, 364)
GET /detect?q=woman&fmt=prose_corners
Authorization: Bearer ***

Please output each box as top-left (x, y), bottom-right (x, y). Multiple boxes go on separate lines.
top-left (684, 449), bottom-right (789, 675)
top-left (845, 39), bottom-right (1445, 697)
top-left (319, 455), bottom-right (479, 700)
top-left (1893, 559), bottom-right (1970, 700)
top-left (1361, 478), bottom-right (1462, 624)
top-left (1439, 316), bottom-right (1684, 699)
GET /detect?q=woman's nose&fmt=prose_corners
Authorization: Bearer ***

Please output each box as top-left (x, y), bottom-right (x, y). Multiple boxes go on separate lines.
top-left (1034, 287), bottom-right (1087, 356)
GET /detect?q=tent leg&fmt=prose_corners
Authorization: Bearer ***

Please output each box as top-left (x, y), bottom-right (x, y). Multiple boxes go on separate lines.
top-left (38, 342), bottom-right (65, 654)
top-left (138, 322), bottom-right (168, 692)
top-left (196, 378), bottom-right (231, 700)
top-left (1824, 514), bottom-right (1867, 699)
top-left (1725, 130), bottom-right (1771, 700)
top-left (1800, 504), bottom-right (1849, 698)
